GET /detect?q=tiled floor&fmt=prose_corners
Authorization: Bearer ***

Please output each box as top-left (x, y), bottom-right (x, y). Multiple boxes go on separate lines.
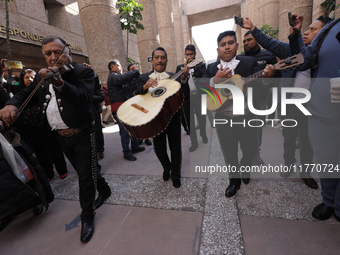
top-left (1, 124), bottom-right (339, 255)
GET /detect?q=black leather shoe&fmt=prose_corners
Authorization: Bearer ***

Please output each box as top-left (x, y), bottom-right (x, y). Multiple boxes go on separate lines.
top-left (131, 147), bottom-right (145, 154)
top-left (98, 152), bottom-right (104, 160)
top-left (0, 217), bottom-right (13, 232)
top-left (80, 221), bottom-right (94, 243)
top-left (225, 183), bottom-right (240, 197)
top-left (301, 177), bottom-right (318, 189)
top-left (124, 154), bottom-right (137, 161)
top-left (163, 170), bottom-right (170, 181)
top-left (334, 213), bottom-right (340, 222)
top-left (33, 204), bottom-right (44, 216)
top-left (202, 136), bottom-right (208, 144)
top-left (172, 178), bottom-right (181, 188)
top-left (145, 139), bottom-right (152, 146)
top-left (189, 144), bottom-right (198, 152)
top-left (94, 192), bottom-right (111, 210)
top-left (312, 203), bottom-right (334, 220)
top-left (241, 172), bottom-right (250, 184)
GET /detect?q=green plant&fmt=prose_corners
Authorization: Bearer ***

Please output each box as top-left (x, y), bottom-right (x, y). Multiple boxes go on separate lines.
top-left (259, 24), bottom-right (279, 39)
top-left (117, 0), bottom-right (144, 61)
top-left (126, 57), bottom-right (140, 66)
top-left (118, 0), bottom-right (144, 35)
top-left (322, 0), bottom-right (340, 19)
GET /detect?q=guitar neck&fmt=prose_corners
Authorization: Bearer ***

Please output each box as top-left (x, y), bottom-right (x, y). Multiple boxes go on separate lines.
top-left (242, 53), bottom-right (304, 84)
top-left (170, 60), bottom-right (202, 81)
top-left (243, 69), bottom-right (265, 84)
top-left (171, 69), bottom-right (184, 81)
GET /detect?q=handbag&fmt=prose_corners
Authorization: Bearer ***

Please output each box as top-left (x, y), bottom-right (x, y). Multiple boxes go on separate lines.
top-left (0, 133), bottom-right (33, 183)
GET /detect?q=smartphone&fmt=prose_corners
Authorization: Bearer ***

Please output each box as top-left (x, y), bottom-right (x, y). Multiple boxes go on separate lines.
top-left (234, 15), bottom-right (243, 26)
top-left (288, 12), bottom-right (294, 27)
top-left (4, 60), bottom-right (23, 69)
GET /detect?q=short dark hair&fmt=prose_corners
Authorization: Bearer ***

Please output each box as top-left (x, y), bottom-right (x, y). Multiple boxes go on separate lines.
top-left (244, 31), bottom-right (252, 37)
top-left (217, 31), bottom-right (237, 45)
top-left (19, 69), bottom-right (36, 86)
top-left (108, 59), bottom-right (119, 71)
top-left (152, 47), bottom-right (167, 59)
top-left (316, 15), bottom-right (332, 26)
top-left (127, 64), bottom-right (134, 71)
top-left (42, 36), bottom-right (67, 46)
top-left (185, 44), bottom-right (196, 52)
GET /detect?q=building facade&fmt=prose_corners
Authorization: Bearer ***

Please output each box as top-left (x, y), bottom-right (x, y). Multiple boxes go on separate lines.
top-left (1, 0), bottom-right (338, 82)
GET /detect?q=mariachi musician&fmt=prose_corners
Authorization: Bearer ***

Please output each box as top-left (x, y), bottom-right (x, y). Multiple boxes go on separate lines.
top-left (176, 44), bottom-right (208, 152)
top-left (0, 36), bottom-right (111, 243)
top-left (136, 47), bottom-right (182, 188)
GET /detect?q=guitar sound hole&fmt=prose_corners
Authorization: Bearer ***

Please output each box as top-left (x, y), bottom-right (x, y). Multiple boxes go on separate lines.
top-left (151, 87), bottom-right (167, 97)
top-left (221, 81), bottom-right (235, 99)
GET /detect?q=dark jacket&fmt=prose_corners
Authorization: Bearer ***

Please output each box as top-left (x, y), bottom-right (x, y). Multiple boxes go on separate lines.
top-left (251, 26), bottom-right (304, 60)
top-left (250, 26), bottom-right (306, 100)
top-left (6, 63), bottom-right (96, 129)
top-left (238, 46), bottom-right (277, 69)
top-left (0, 86), bottom-right (10, 108)
top-left (0, 129), bottom-right (54, 221)
top-left (92, 75), bottom-right (105, 114)
top-left (107, 70), bottom-right (140, 104)
top-left (296, 18), bottom-right (340, 123)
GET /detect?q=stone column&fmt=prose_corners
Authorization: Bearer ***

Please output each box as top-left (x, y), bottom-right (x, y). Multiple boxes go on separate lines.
top-left (122, 32), bottom-right (141, 66)
top-left (258, 0), bottom-right (279, 28)
top-left (236, 25), bottom-right (243, 55)
top-left (155, 0), bottom-right (177, 72)
top-left (172, 0), bottom-right (185, 66)
top-left (278, 0), bottom-right (313, 43)
top-left (181, 14), bottom-right (191, 46)
top-left (336, 0), bottom-right (340, 19)
top-left (312, 0), bottom-right (326, 20)
top-left (137, 0), bottom-right (160, 73)
top-left (77, 0), bottom-right (127, 82)
top-left (242, 0), bottom-right (259, 28)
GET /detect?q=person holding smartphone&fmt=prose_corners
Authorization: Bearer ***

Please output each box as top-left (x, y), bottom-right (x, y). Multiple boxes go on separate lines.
top-left (241, 15), bottom-right (331, 190)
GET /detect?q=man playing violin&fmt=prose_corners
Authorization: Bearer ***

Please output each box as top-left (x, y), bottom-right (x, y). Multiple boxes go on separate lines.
top-left (0, 36), bottom-right (111, 243)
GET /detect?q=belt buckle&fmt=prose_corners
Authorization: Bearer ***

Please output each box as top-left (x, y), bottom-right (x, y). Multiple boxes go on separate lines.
top-left (59, 129), bottom-right (75, 137)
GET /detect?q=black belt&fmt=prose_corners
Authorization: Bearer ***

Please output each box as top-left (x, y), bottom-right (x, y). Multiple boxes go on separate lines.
top-left (57, 123), bottom-right (91, 137)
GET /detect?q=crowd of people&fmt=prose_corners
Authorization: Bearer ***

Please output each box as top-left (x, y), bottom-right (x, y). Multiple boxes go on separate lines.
top-left (0, 12), bottom-right (339, 244)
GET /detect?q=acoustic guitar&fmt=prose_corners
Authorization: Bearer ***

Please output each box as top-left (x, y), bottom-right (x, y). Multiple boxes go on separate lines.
top-left (117, 60), bottom-right (202, 139)
top-left (206, 54), bottom-right (304, 111)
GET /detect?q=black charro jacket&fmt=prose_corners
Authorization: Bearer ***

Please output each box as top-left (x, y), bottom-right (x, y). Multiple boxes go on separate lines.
top-left (6, 63), bottom-right (96, 129)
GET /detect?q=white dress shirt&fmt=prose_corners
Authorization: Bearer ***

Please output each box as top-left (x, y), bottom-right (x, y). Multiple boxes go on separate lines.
top-left (46, 83), bottom-right (69, 130)
top-left (210, 57), bottom-right (240, 87)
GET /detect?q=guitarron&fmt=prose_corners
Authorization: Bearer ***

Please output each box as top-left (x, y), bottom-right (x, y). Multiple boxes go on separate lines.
top-left (117, 60), bottom-right (202, 139)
